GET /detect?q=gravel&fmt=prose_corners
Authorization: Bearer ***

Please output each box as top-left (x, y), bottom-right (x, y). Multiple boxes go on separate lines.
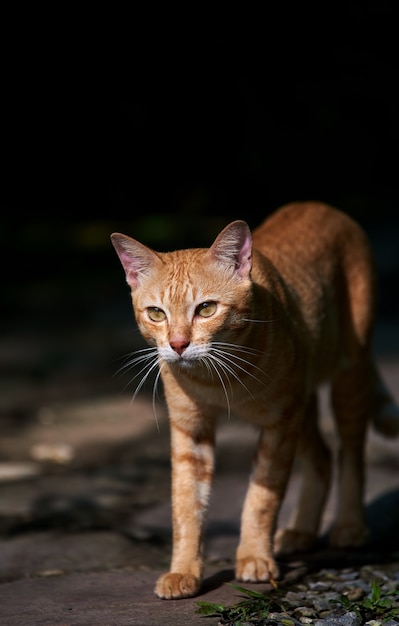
top-left (212, 563), bottom-right (399, 626)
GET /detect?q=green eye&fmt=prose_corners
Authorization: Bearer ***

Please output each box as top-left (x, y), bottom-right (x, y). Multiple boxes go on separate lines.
top-left (147, 307), bottom-right (166, 322)
top-left (196, 301), bottom-right (217, 318)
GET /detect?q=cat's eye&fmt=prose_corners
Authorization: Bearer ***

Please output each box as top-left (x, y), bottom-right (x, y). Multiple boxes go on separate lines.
top-left (196, 301), bottom-right (217, 318)
top-left (147, 307), bottom-right (167, 322)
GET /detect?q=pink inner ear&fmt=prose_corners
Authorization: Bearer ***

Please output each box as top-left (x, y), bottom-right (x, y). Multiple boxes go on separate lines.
top-left (111, 233), bottom-right (159, 290)
top-left (237, 230), bottom-right (252, 278)
top-left (210, 220), bottom-right (253, 279)
top-left (118, 249), bottom-right (137, 275)
top-left (119, 251), bottom-right (141, 288)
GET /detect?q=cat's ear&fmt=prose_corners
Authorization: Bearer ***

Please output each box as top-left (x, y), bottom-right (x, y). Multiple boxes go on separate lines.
top-left (209, 220), bottom-right (252, 279)
top-left (111, 233), bottom-right (163, 289)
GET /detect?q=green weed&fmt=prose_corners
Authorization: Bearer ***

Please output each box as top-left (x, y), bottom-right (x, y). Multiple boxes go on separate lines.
top-left (196, 579), bottom-right (399, 625)
top-left (335, 579), bottom-right (399, 622)
top-left (196, 584), bottom-right (287, 625)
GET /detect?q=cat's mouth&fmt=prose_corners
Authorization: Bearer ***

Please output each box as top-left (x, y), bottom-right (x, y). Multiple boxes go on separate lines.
top-left (158, 344), bottom-right (209, 366)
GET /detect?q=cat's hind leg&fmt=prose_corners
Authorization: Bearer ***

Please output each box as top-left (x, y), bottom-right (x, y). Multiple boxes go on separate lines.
top-left (274, 393), bottom-right (332, 554)
top-left (328, 358), bottom-right (373, 548)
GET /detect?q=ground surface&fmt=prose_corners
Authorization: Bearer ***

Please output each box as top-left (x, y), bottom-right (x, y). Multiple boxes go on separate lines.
top-left (1, 319), bottom-right (398, 625)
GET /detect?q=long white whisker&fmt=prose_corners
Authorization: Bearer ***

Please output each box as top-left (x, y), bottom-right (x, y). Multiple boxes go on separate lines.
top-left (212, 341), bottom-right (263, 357)
top-left (204, 356), bottom-right (232, 418)
top-left (200, 356), bottom-right (214, 379)
top-left (116, 347), bottom-right (157, 365)
top-left (131, 356), bottom-right (161, 403)
top-left (114, 346), bottom-right (162, 428)
top-left (114, 347), bottom-right (158, 376)
top-left (119, 356), bottom-right (156, 393)
top-left (240, 318), bottom-right (276, 324)
top-left (151, 361), bottom-right (165, 433)
top-left (208, 352), bottom-right (256, 401)
top-left (212, 347), bottom-right (273, 383)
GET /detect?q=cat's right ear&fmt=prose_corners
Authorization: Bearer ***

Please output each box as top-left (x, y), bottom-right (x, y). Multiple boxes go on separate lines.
top-left (110, 233), bottom-right (162, 289)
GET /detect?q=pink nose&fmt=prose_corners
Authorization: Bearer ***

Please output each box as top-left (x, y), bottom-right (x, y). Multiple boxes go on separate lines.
top-left (170, 340), bottom-right (190, 355)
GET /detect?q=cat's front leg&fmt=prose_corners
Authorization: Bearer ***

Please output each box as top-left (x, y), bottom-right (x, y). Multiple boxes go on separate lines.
top-left (155, 411), bottom-right (215, 599)
top-left (236, 419), bottom-right (297, 584)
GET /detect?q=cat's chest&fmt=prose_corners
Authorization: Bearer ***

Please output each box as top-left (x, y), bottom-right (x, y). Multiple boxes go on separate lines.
top-left (162, 361), bottom-right (283, 414)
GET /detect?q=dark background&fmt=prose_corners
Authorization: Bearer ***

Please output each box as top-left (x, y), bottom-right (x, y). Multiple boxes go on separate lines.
top-left (2, 6), bottom-right (398, 410)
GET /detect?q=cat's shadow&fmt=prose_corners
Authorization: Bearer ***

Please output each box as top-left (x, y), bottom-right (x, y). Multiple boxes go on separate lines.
top-left (365, 486), bottom-right (399, 547)
top-left (201, 487), bottom-right (399, 595)
top-left (201, 568), bottom-right (236, 593)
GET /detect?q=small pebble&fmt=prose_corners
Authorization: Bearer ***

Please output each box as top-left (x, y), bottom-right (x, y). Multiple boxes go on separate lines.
top-left (344, 587), bottom-right (364, 602)
top-left (262, 563), bottom-right (399, 626)
top-left (294, 606), bottom-right (317, 618)
top-left (309, 581), bottom-right (331, 591)
top-left (340, 571), bottom-right (359, 582)
top-left (314, 610), bottom-right (362, 626)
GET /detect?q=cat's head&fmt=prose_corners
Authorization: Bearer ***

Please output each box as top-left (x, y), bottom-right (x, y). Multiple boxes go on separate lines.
top-left (111, 221), bottom-right (253, 366)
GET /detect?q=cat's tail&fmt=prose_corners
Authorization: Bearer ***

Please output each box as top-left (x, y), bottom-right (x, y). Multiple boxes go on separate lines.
top-left (372, 368), bottom-right (399, 438)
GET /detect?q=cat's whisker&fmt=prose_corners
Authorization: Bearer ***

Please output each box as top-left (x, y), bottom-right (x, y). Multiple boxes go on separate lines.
top-left (212, 341), bottom-right (263, 357)
top-left (114, 347), bottom-right (158, 393)
top-left (203, 356), bottom-right (232, 418)
top-left (151, 361), bottom-right (165, 433)
top-left (116, 356), bottom-right (155, 380)
top-left (199, 356), bottom-right (214, 380)
top-left (240, 318), bottom-right (276, 324)
top-left (118, 346), bottom-right (158, 361)
top-left (120, 355), bottom-right (157, 390)
top-left (117, 346), bottom-right (164, 429)
top-left (112, 350), bottom-right (136, 366)
top-left (114, 347), bottom-right (158, 377)
top-left (130, 356), bottom-right (162, 404)
top-left (208, 352), bottom-right (256, 402)
top-left (210, 346), bottom-right (273, 402)
top-left (211, 344), bottom-right (273, 383)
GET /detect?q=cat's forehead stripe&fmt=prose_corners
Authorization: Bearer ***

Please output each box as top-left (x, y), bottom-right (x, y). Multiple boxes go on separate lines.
top-left (162, 251), bottom-right (206, 303)
top-left (164, 277), bottom-right (195, 303)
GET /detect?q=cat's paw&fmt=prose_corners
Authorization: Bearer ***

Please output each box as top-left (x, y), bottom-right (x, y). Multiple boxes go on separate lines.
top-left (274, 528), bottom-right (316, 554)
top-left (329, 523), bottom-right (370, 548)
top-left (154, 572), bottom-right (201, 599)
top-left (236, 556), bottom-right (279, 583)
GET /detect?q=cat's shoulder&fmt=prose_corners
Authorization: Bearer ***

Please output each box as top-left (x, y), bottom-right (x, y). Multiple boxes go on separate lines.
top-left (253, 201), bottom-right (365, 246)
top-left (260, 200), bottom-right (353, 229)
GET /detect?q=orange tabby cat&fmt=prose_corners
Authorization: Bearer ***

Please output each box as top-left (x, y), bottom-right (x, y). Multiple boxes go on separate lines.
top-left (111, 201), bottom-right (399, 599)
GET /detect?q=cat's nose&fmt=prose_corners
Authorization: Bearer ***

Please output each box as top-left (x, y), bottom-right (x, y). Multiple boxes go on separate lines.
top-left (170, 340), bottom-right (190, 356)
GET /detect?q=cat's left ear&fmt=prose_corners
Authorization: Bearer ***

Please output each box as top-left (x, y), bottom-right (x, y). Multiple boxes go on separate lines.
top-left (209, 220), bottom-right (252, 279)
